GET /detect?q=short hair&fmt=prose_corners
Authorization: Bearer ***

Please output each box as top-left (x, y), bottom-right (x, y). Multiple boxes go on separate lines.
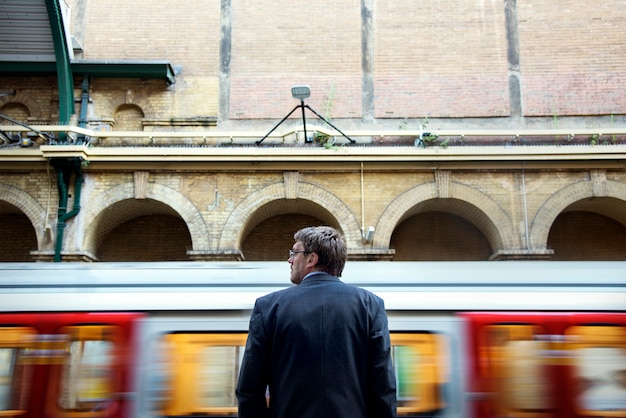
top-left (294, 226), bottom-right (347, 277)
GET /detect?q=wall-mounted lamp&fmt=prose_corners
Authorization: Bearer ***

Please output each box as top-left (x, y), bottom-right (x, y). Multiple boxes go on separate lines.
top-left (0, 89), bottom-right (16, 98)
top-left (362, 226), bottom-right (375, 243)
top-left (291, 85), bottom-right (310, 100)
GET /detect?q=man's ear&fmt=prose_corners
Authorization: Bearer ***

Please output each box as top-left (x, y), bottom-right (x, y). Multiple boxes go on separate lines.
top-left (306, 252), bottom-right (319, 267)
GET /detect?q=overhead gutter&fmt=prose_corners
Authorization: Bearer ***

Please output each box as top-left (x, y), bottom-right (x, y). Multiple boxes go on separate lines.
top-left (0, 62), bottom-right (58, 74)
top-left (71, 60), bottom-right (177, 86)
top-left (0, 60), bottom-right (177, 86)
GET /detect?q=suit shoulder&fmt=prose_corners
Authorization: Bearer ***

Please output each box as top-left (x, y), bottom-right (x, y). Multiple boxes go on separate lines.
top-left (255, 285), bottom-right (296, 304)
top-left (344, 282), bottom-right (385, 304)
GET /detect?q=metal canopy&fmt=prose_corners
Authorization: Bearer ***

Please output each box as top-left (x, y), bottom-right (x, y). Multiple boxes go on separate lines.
top-left (0, 0), bottom-right (176, 82)
top-left (0, 0), bottom-right (57, 62)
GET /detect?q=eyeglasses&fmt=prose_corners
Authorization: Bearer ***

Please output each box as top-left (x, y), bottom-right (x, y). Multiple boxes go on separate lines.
top-left (289, 250), bottom-right (310, 258)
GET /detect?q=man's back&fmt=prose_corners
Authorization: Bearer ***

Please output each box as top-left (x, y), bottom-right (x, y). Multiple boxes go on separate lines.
top-left (236, 273), bottom-right (397, 418)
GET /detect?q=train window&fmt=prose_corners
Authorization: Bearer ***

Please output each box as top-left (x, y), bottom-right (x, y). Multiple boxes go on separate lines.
top-left (158, 333), bottom-right (247, 416)
top-left (0, 327), bottom-right (34, 413)
top-left (566, 325), bottom-right (626, 415)
top-left (391, 333), bottom-right (447, 415)
top-left (52, 325), bottom-right (121, 416)
top-left (160, 332), bottom-right (447, 416)
top-left (481, 325), bottom-right (553, 415)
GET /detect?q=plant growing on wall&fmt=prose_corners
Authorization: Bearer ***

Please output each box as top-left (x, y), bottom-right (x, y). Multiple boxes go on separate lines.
top-left (314, 82), bottom-right (343, 150)
top-left (414, 116), bottom-right (447, 148)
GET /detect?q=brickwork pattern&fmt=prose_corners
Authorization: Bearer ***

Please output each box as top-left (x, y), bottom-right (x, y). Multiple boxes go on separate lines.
top-left (0, 78), bottom-right (57, 122)
top-left (548, 212), bottom-right (626, 260)
top-left (218, 179), bottom-right (362, 251)
top-left (4, 0), bottom-right (623, 125)
top-left (1, 1), bottom-right (626, 262)
top-left (374, 0), bottom-right (509, 118)
top-left (242, 214), bottom-right (322, 261)
top-left (0, 182), bottom-right (50, 248)
top-left (79, 0), bottom-right (221, 76)
top-left (518, 1), bottom-right (626, 116)
top-left (391, 212), bottom-right (492, 261)
top-left (1, 166), bottom-right (625, 261)
top-left (77, 177), bottom-right (210, 256)
top-left (372, 179), bottom-right (518, 251)
top-left (98, 214), bottom-right (191, 261)
top-left (228, 0), bottom-right (362, 120)
top-left (0, 214), bottom-right (38, 262)
top-left (529, 178), bottom-right (626, 249)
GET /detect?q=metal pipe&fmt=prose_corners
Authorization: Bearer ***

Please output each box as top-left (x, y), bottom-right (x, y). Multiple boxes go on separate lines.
top-left (78, 76), bottom-right (90, 129)
top-left (52, 158), bottom-right (83, 262)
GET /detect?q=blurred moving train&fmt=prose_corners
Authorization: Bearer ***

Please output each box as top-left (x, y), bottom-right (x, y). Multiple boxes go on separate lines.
top-left (0, 261), bottom-right (625, 418)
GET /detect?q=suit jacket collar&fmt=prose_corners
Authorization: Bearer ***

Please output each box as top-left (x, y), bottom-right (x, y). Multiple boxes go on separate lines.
top-left (300, 272), bottom-right (340, 284)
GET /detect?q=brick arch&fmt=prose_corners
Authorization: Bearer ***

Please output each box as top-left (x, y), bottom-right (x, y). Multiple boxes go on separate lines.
top-left (80, 182), bottom-right (209, 255)
top-left (128, 95), bottom-right (159, 120)
top-left (114, 96), bottom-right (157, 121)
top-left (374, 181), bottom-right (516, 252)
top-left (529, 180), bottom-right (626, 249)
top-left (0, 102), bottom-right (30, 120)
top-left (113, 103), bottom-right (145, 131)
top-left (0, 91), bottom-right (42, 118)
top-left (94, 97), bottom-right (155, 126)
top-left (219, 182), bottom-right (362, 251)
top-left (0, 183), bottom-right (47, 248)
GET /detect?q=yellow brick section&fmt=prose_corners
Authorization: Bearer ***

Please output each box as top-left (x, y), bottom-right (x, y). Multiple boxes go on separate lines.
top-left (2, 167), bottom-right (626, 261)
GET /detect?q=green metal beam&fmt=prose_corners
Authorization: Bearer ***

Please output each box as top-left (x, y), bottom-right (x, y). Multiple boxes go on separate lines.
top-left (0, 61), bottom-right (176, 85)
top-left (45, 0), bottom-right (74, 127)
top-left (0, 62), bottom-right (58, 74)
top-left (71, 60), bottom-right (177, 85)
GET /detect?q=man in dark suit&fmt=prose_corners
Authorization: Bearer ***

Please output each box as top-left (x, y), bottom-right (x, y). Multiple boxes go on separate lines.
top-left (236, 226), bottom-right (397, 418)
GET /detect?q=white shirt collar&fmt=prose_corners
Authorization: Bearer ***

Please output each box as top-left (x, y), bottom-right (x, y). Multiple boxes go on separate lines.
top-left (301, 271), bottom-right (326, 282)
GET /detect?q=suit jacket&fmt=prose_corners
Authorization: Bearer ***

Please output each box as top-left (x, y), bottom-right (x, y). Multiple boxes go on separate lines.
top-left (236, 273), bottom-right (397, 418)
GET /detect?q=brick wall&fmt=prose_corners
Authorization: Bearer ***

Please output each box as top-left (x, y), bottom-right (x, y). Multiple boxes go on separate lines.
top-left (548, 212), bottom-right (626, 260)
top-left (57, 0), bottom-right (626, 123)
top-left (79, 0), bottom-right (220, 76)
top-left (0, 214), bottom-right (37, 262)
top-left (519, 1), bottom-right (626, 116)
top-left (390, 212), bottom-right (492, 261)
top-left (97, 215), bottom-right (191, 261)
top-left (1, 165), bottom-right (625, 262)
top-left (228, 0), bottom-right (362, 120)
top-left (374, 0), bottom-right (509, 119)
top-left (242, 214), bottom-right (323, 261)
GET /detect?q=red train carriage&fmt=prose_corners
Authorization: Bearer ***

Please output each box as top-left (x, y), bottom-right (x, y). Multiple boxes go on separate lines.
top-left (463, 312), bottom-right (626, 418)
top-left (0, 312), bottom-right (142, 418)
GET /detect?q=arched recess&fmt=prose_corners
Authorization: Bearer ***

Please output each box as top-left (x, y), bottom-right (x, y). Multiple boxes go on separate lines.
top-left (530, 179), bottom-right (626, 250)
top-left (219, 181), bottom-right (362, 252)
top-left (0, 90), bottom-right (43, 120)
top-left (113, 104), bottom-right (144, 131)
top-left (374, 182), bottom-right (515, 255)
top-left (241, 201), bottom-right (341, 261)
top-left (81, 182), bottom-right (209, 257)
top-left (0, 102), bottom-right (30, 122)
top-left (0, 183), bottom-right (47, 249)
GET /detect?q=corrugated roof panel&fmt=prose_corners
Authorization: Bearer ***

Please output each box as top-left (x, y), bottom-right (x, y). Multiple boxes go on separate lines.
top-left (0, 0), bottom-right (55, 61)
